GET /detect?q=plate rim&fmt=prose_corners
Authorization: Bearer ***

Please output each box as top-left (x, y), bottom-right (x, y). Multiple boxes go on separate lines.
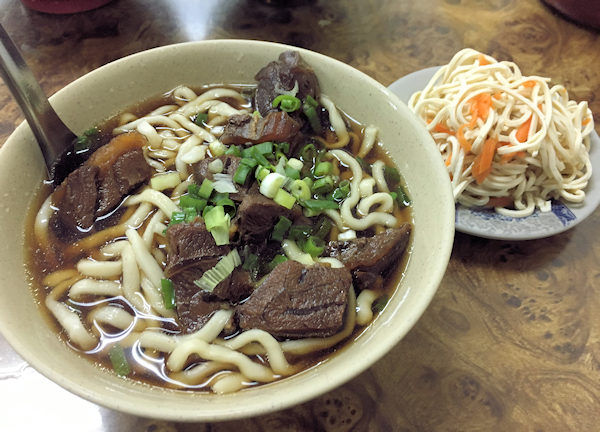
top-left (388, 67), bottom-right (600, 240)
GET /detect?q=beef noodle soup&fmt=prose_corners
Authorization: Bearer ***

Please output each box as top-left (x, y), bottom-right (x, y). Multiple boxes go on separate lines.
top-left (26, 51), bottom-right (413, 394)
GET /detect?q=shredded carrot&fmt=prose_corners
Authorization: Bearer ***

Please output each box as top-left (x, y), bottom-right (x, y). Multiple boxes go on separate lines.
top-left (583, 118), bottom-right (591, 126)
top-left (522, 80), bottom-right (536, 88)
top-left (500, 148), bottom-right (527, 163)
top-left (516, 115), bottom-right (532, 143)
top-left (457, 124), bottom-right (472, 152)
top-left (434, 122), bottom-right (455, 135)
top-left (445, 149), bottom-right (452, 167)
top-left (472, 137), bottom-right (497, 184)
top-left (493, 91), bottom-right (503, 100)
top-left (478, 54), bottom-right (490, 66)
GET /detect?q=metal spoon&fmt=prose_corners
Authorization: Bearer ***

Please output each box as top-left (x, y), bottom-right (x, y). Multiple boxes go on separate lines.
top-left (0, 23), bottom-right (79, 186)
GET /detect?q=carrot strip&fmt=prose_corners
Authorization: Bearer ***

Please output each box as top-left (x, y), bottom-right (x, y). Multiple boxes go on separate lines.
top-left (487, 196), bottom-right (513, 208)
top-left (472, 137), bottom-right (497, 184)
top-left (516, 115), bottom-right (532, 143)
top-left (434, 122), bottom-right (455, 135)
top-left (493, 91), bottom-right (503, 100)
top-left (457, 124), bottom-right (472, 152)
top-left (478, 54), bottom-right (490, 66)
top-left (445, 149), bottom-right (452, 166)
top-left (583, 118), bottom-right (591, 126)
top-left (522, 80), bottom-right (536, 88)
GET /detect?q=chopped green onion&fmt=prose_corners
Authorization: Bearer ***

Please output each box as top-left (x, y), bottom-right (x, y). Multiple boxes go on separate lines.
top-left (194, 249), bottom-right (241, 292)
top-left (179, 195), bottom-right (207, 212)
top-left (288, 224), bottom-right (312, 242)
top-left (197, 179), bottom-right (214, 199)
top-left (266, 254), bottom-right (289, 272)
top-left (241, 157), bottom-right (258, 168)
top-left (384, 166), bottom-right (401, 185)
top-left (286, 158), bottom-right (304, 171)
top-left (213, 196), bottom-right (236, 217)
top-left (225, 145), bottom-right (242, 157)
top-left (395, 185), bottom-right (411, 207)
top-left (183, 207), bottom-right (198, 223)
top-left (233, 163), bottom-right (253, 185)
top-left (108, 344), bottom-right (131, 377)
top-left (242, 252), bottom-right (260, 278)
top-left (303, 97), bottom-right (322, 134)
top-left (314, 161), bottom-right (333, 177)
top-left (312, 176), bottom-right (334, 195)
top-left (260, 172), bottom-right (287, 198)
top-left (193, 112), bottom-right (208, 126)
top-left (272, 94), bottom-right (301, 112)
top-left (74, 126), bottom-right (99, 153)
top-left (289, 179), bottom-right (311, 201)
top-left (332, 179), bottom-right (351, 201)
top-left (168, 211), bottom-right (186, 227)
top-left (372, 295), bottom-right (389, 313)
top-left (313, 216), bottom-right (333, 239)
top-left (272, 216), bottom-right (293, 242)
top-left (276, 142), bottom-right (290, 156)
top-left (255, 166), bottom-right (271, 181)
top-left (300, 143), bottom-right (316, 162)
top-left (253, 141), bottom-right (274, 155)
top-left (160, 278), bottom-right (176, 310)
top-left (274, 189), bottom-right (296, 209)
top-left (202, 204), bottom-right (214, 218)
top-left (302, 199), bottom-right (339, 210)
top-left (284, 166), bottom-right (301, 180)
top-left (389, 191), bottom-right (397, 201)
top-left (303, 236), bottom-right (325, 257)
top-left (204, 205), bottom-right (230, 245)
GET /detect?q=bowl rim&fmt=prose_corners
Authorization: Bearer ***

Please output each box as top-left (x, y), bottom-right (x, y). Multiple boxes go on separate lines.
top-left (0, 39), bottom-right (455, 421)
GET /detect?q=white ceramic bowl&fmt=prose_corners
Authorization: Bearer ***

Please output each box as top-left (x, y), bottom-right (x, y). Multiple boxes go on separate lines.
top-left (0, 40), bottom-right (454, 422)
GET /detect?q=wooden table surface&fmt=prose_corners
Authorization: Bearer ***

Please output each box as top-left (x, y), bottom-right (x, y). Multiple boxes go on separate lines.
top-left (0, 1), bottom-right (599, 431)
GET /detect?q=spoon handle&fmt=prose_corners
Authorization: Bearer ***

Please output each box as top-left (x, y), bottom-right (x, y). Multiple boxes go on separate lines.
top-left (0, 23), bottom-right (75, 179)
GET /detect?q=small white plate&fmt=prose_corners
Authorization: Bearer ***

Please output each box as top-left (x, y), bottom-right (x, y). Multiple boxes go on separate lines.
top-left (388, 67), bottom-right (600, 240)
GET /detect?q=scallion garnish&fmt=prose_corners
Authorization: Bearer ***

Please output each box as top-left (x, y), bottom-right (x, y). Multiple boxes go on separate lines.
top-left (197, 179), bottom-right (214, 199)
top-left (179, 195), bottom-right (207, 213)
top-left (225, 145), bottom-right (242, 157)
top-left (312, 176), bottom-right (334, 195)
top-left (274, 189), bottom-right (296, 209)
top-left (395, 185), bottom-right (411, 207)
top-left (160, 278), bottom-right (176, 310)
top-left (314, 161), bottom-right (333, 177)
top-left (204, 205), bottom-right (230, 245)
top-left (332, 179), bottom-right (351, 201)
top-left (193, 112), bottom-right (209, 126)
top-left (272, 216), bottom-right (293, 242)
top-left (108, 344), bottom-right (131, 377)
top-left (384, 166), bottom-right (401, 185)
top-left (266, 254), bottom-right (289, 272)
top-left (372, 295), bottom-right (389, 313)
top-left (301, 199), bottom-right (339, 210)
top-left (303, 236), bottom-right (325, 257)
top-left (272, 94), bottom-right (301, 112)
top-left (194, 249), bottom-right (241, 292)
top-left (233, 163), bottom-right (253, 185)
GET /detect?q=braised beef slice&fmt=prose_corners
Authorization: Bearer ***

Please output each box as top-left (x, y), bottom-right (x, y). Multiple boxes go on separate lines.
top-left (220, 111), bottom-right (301, 146)
top-left (165, 222), bottom-right (254, 332)
top-left (326, 224), bottom-right (411, 276)
top-left (237, 183), bottom-right (300, 243)
top-left (254, 50), bottom-right (320, 117)
top-left (96, 149), bottom-right (152, 216)
top-left (171, 265), bottom-right (226, 333)
top-left (164, 221), bottom-right (230, 277)
top-left (51, 164), bottom-right (99, 237)
top-left (236, 260), bottom-right (351, 338)
top-left (193, 155), bottom-right (248, 201)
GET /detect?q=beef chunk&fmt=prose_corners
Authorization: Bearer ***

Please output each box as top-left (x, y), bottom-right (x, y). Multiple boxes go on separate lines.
top-left (165, 222), bottom-right (254, 332)
top-left (326, 224), bottom-right (411, 276)
top-left (164, 221), bottom-right (230, 277)
top-left (96, 148), bottom-right (152, 215)
top-left (51, 164), bottom-right (100, 236)
top-left (220, 112), bottom-right (301, 146)
top-left (237, 183), bottom-right (300, 243)
top-left (236, 260), bottom-right (351, 338)
top-left (171, 265), bottom-right (228, 333)
top-left (254, 50), bottom-right (320, 117)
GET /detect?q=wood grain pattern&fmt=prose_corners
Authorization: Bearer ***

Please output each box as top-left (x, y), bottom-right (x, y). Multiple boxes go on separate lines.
top-left (0, 0), bottom-right (599, 430)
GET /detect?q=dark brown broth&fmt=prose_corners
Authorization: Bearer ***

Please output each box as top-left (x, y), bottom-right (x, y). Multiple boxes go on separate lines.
top-left (24, 85), bottom-right (413, 392)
